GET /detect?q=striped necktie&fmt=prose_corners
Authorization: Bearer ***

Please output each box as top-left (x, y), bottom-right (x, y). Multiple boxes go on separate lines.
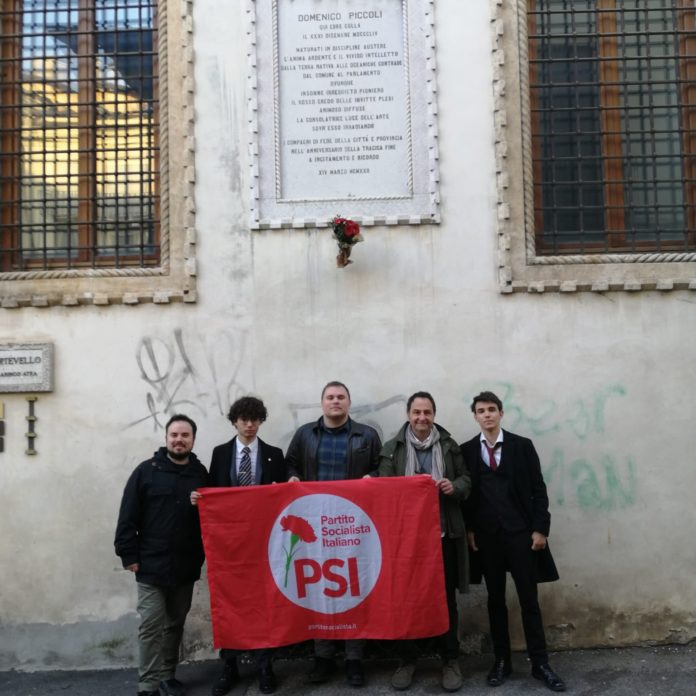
top-left (238, 446), bottom-right (252, 486)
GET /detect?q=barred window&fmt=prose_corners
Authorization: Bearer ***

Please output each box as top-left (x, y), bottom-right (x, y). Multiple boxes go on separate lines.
top-left (528, 0), bottom-right (695, 255)
top-left (0, 0), bottom-right (159, 271)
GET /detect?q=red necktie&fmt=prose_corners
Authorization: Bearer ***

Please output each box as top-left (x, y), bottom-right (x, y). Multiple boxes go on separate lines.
top-left (484, 442), bottom-right (500, 471)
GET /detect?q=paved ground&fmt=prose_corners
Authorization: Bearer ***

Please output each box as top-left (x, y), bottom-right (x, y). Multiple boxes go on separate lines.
top-left (1, 645), bottom-right (694, 696)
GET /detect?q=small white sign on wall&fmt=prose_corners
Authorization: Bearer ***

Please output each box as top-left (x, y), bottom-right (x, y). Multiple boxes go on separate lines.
top-left (0, 343), bottom-right (54, 393)
top-left (249, 0), bottom-right (440, 228)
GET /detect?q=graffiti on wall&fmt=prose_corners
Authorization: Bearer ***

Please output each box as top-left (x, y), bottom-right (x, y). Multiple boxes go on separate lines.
top-left (128, 328), bottom-right (252, 430)
top-left (128, 329), bottom-right (408, 445)
top-left (467, 381), bottom-right (637, 511)
top-left (281, 395), bottom-right (407, 448)
top-left (128, 334), bottom-right (638, 513)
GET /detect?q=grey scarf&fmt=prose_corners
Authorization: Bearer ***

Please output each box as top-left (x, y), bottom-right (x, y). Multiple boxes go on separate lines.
top-left (405, 425), bottom-right (444, 481)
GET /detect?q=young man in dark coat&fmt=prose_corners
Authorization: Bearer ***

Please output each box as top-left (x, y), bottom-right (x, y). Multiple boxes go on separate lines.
top-left (115, 414), bottom-right (208, 696)
top-left (191, 396), bottom-right (285, 695)
top-left (461, 391), bottom-right (565, 692)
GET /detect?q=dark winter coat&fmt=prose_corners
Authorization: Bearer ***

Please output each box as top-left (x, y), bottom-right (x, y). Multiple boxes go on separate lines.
top-left (285, 417), bottom-right (381, 481)
top-left (114, 447), bottom-right (208, 586)
top-left (460, 430), bottom-right (559, 584)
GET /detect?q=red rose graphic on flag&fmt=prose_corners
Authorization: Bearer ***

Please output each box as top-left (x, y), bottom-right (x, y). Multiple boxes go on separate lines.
top-left (280, 515), bottom-right (317, 587)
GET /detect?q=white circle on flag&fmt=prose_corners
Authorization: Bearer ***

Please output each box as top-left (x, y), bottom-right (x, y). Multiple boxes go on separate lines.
top-left (268, 494), bottom-right (382, 614)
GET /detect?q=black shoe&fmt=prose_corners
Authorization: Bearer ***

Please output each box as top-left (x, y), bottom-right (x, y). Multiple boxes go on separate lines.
top-left (532, 664), bottom-right (566, 692)
top-left (486, 658), bottom-right (512, 687)
top-left (159, 679), bottom-right (185, 696)
top-left (345, 659), bottom-right (365, 687)
top-left (308, 656), bottom-right (336, 684)
top-left (138, 691), bottom-right (159, 696)
top-left (211, 661), bottom-right (239, 696)
top-left (259, 666), bottom-right (277, 694)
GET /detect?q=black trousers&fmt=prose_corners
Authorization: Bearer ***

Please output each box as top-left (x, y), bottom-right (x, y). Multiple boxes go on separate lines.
top-left (398, 536), bottom-right (460, 662)
top-left (476, 529), bottom-right (547, 665)
top-left (220, 648), bottom-right (273, 670)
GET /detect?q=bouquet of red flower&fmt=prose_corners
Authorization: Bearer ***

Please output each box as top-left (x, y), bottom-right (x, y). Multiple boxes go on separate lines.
top-left (331, 215), bottom-right (364, 268)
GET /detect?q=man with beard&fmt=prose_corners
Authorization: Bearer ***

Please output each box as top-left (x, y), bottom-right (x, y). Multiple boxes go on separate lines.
top-left (115, 414), bottom-right (208, 696)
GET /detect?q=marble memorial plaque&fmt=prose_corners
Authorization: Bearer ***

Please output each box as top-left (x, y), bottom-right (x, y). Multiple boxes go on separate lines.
top-left (277, 1), bottom-right (410, 200)
top-left (249, 0), bottom-right (439, 227)
top-left (0, 343), bottom-right (54, 393)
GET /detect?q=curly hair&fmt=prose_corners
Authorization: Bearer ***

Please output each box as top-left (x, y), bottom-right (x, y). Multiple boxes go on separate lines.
top-left (227, 396), bottom-right (268, 423)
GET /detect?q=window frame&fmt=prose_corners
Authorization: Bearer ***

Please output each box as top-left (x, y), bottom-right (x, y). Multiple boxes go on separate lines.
top-left (494, 0), bottom-right (696, 293)
top-left (0, 0), bottom-right (196, 308)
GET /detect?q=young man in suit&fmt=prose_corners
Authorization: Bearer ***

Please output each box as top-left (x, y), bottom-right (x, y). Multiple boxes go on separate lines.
top-left (191, 396), bottom-right (285, 695)
top-left (461, 391), bottom-right (565, 692)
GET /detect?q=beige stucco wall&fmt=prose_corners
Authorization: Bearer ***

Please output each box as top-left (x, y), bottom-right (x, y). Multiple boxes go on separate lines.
top-left (1, 0), bottom-right (695, 670)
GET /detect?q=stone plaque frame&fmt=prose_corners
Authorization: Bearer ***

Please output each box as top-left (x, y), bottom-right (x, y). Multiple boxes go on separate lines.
top-left (0, 343), bottom-right (54, 393)
top-left (247, 0), bottom-right (440, 229)
top-left (491, 0), bottom-right (696, 293)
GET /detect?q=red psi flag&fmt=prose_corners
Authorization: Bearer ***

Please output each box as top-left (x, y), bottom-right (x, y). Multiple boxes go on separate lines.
top-left (198, 476), bottom-right (448, 649)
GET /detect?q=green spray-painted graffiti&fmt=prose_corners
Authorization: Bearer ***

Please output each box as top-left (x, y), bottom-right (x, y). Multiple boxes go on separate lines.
top-left (466, 381), bottom-right (637, 511)
top-left (484, 382), bottom-right (627, 440)
top-left (544, 449), bottom-right (637, 511)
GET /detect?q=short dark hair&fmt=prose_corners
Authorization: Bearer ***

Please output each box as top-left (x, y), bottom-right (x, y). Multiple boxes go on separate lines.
top-left (407, 391), bottom-right (436, 414)
top-left (228, 396), bottom-right (268, 423)
top-left (165, 413), bottom-right (197, 437)
top-left (470, 391), bottom-right (503, 413)
top-left (321, 381), bottom-right (351, 400)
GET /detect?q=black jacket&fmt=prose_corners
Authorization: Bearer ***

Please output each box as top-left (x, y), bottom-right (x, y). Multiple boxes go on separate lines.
top-left (114, 447), bottom-right (209, 586)
top-left (285, 417), bottom-right (381, 481)
top-left (461, 430), bottom-right (559, 583)
top-left (209, 436), bottom-right (286, 486)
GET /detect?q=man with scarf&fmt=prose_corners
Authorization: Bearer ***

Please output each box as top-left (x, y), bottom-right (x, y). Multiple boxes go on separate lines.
top-left (378, 391), bottom-right (471, 692)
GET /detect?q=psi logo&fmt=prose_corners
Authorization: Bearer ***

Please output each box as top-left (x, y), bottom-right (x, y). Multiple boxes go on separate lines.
top-left (268, 494), bottom-right (382, 614)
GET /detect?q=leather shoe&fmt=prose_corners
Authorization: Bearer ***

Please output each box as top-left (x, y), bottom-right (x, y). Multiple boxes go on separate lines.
top-left (159, 678), bottom-right (185, 696)
top-left (532, 663), bottom-right (566, 692)
top-left (486, 658), bottom-right (512, 687)
top-left (211, 660), bottom-right (239, 696)
top-left (259, 666), bottom-right (277, 694)
top-left (308, 656), bottom-right (336, 684)
top-left (391, 662), bottom-right (416, 690)
top-left (345, 659), bottom-right (365, 687)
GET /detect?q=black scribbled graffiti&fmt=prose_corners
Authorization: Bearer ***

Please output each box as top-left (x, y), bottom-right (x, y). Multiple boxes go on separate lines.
top-left (127, 328), bottom-right (251, 431)
top-left (279, 395), bottom-right (408, 448)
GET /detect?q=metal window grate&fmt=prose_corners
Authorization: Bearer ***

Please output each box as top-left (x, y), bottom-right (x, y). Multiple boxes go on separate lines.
top-left (0, 0), bottom-right (159, 270)
top-left (528, 0), bottom-right (696, 255)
